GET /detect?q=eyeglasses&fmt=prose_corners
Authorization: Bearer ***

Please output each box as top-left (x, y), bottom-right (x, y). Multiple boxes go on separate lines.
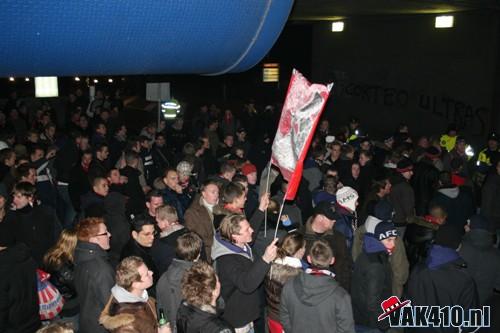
top-left (95, 231), bottom-right (110, 237)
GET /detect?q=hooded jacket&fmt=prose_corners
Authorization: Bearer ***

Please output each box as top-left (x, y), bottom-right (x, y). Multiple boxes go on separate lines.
top-left (351, 234), bottom-right (392, 331)
top-left (459, 229), bottom-right (500, 304)
top-left (74, 241), bottom-right (115, 333)
top-left (279, 270), bottom-right (354, 333)
top-left (99, 286), bottom-right (158, 333)
top-left (211, 233), bottom-right (270, 328)
top-left (156, 259), bottom-right (194, 331)
top-left (407, 245), bottom-right (479, 333)
top-left (352, 216), bottom-right (409, 297)
top-left (0, 243), bottom-right (40, 333)
top-left (264, 256), bottom-right (303, 322)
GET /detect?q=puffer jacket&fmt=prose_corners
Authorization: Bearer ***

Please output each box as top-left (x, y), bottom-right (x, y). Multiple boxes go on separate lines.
top-left (264, 256), bottom-right (303, 322)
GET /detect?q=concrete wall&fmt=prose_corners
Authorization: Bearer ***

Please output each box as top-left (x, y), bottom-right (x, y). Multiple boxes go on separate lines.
top-left (311, 10), bottom-right (500, 142)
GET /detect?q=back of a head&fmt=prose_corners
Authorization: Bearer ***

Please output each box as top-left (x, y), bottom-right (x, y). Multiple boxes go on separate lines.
top-left (308, 240), bottom-right (334, 269)
top-left (438, 171), bottom-right (453, 188)
top-left (175, 232), bottom-right (202, 261)
top-left (181, 262), bottom-right (217, 308)
top-left (277, 232), bottom-right (305, 259)
top-left (222, 182), bottom-right (244, 204)
top-left (76, 217), bottom-right (104, 242)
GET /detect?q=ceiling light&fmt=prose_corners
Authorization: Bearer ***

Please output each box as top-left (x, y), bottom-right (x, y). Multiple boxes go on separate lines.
top-left (331, 21), bottom-right (344, 32)
top-left (93, 79), bottom-right (98, 83)
top-left (74, 77), bottom-right (80, 81)
top-left (108, 78), bottom-right (113, 83)
top-left (25, 77), bottom-right (30, 82)
top-left (8, 77), bottom-right (14, 82)
top-left (435, 15), bottom-right (454, 28)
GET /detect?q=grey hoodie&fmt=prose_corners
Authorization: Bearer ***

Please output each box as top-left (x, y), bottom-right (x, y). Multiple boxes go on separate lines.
top-left (280, 271), bottom-right (355, 333)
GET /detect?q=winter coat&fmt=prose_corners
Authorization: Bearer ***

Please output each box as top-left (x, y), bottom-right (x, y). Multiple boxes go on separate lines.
top-left (388, 174), bottom-right (415, 226)
top-left (121, 238), bottom-right (159, 296)
top-left (156, 259), bottom-right (194, 331)
top-left (407, 245), bottom-right (479, 333)
top-left (100, 295), bottom-right (158, 333)
top-left (351, 216), bottom-right (409, 297)
top-left (211, 233), bottom-right (269, 328)
top-left (0, 243), bottom-right (40, 333)
top-left (334, 205), bottom-right (357, 251)
top-left (104, 191), bottom-right (130, 266)
top-left (45, 260), bottom-right (79, 316)
top-left (177, 302), bottom-right (234, 333)
top-left (430, 186), bottom-right (474, 232)
top-left (481, 173), bottom-right (500, 230)
top-left (411, 158), bottom-right (440, 216)
top-left (151, 227), bottom-right (188, 275)
top-left (120, 165), bottom-right (146, 215)
top-left (351, 235), bottom-right (393, 331)
top-left (302, 159), bottom-right (323, 192)
top-left (9, 204), bottom-right (62, 267)
top-left (459, 229), bottom-right (500, 304)
top-left (300, 218), bottom-right (353, 292)
top-left (404, 216), bottom-right (439, 269)
top-left (264, 256), bottom-right (303, 322)
top-left (162, 186), bottom-right (191, 223)
top-left (68, 163), bottom-right (91, 212)
top-left (280, 271), bottom-right (354, 333)
top-left (74, 241), bottom-right (115, 333)
top-left (184, 196), bottom-right (215, 261)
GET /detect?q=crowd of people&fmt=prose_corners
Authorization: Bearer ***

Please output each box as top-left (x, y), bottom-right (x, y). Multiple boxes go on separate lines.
top-left (0, 87), bottom-right (499, 333)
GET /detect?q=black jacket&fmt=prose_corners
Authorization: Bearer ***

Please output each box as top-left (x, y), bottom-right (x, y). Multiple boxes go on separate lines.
top-left (404, 217), bottom-right (439, 269)
top-left (211, 209), bottom-right (268, 328)
top-left (407, 245), bottom-right (479, 333)
top-left (0, 243), bottom-right (40, 333)
top-left (45, 260), bottom-right (79, 316)
top-left (430, 187), bottom-right (474, 232)
top-left (177, 302), bottom-right (234, 333)
top-left (300, 219), bottom-right (353, 292)
top-left (120, 166), bottom-right (146, 215)
top-left (121, 238), bottom-right (159, 296)
top-left (411, 158), bottom-right (440, 216)
top-left (151, 227), bottom-right (188, 275)
top-left (351, 235), bottom-right (392, 331)
top-left (9, 204), bottom-right (62, 267)
top-left (74, 241), bottom-right (115, 333)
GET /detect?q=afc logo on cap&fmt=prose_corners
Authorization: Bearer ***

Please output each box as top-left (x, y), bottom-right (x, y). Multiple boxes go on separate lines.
top-left (379, 230), bottom-right (397, 240)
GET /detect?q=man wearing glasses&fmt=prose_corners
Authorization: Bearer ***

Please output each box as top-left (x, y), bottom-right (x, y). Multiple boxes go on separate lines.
top-left (74, 217), bottom-right (115, 333)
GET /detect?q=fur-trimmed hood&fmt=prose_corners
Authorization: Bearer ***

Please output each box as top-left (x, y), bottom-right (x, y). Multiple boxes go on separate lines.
top-left (99, 296), bottom-right (158, 333)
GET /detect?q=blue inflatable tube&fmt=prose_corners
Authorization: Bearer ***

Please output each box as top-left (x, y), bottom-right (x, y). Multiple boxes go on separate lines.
top-left (0, 0), bottom-right (294, 76)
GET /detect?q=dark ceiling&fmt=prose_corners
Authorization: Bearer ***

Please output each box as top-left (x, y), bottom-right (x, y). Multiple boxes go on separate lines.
top-left (289, 0), bottom-right (500, 20)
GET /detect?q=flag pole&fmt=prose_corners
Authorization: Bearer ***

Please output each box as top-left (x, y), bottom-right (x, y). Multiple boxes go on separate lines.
top-left (274, 193), bottom-right (287, 239)
top-left (263, 162), bottom-right (272, 238)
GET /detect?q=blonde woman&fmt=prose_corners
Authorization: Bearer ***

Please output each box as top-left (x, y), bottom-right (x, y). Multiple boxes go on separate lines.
top-left (264, 232), bottom-right (305, 333)
top-left (43, 229), bottom-right (79, 324)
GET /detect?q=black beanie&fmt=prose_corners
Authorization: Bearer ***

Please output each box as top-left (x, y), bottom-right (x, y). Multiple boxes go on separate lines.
top-left (434, 224), bottom-right (462, 249)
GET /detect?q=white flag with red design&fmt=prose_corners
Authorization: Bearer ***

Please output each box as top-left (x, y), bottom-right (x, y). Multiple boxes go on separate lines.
top-left (271, 69), bottom-right (333, 200)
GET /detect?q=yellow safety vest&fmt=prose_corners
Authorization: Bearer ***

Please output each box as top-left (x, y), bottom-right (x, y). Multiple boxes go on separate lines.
top-left (440, 134), bottom-right (457, 153)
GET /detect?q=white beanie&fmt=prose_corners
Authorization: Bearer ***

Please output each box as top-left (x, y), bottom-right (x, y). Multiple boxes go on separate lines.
top-left (336, 186), bottom-right (359, 212)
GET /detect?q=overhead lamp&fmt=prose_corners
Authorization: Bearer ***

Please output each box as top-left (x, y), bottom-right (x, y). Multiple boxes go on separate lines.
top-left (35, 77), bottom-right (59, 98)
top-left (331, 21), bottom-right (344, 32)
top-left (435, 15), bottom-right (454, 28)
top-left (108, 78), bottom-right (113, 83)
top-left (8, 77), bottom-right (15, 82)
top-left (74, 77), bottom-right (80, 81)
top-left (25, 77), bottom-right (30, 82)
top-left (93, 79), bottom-right (98, 83)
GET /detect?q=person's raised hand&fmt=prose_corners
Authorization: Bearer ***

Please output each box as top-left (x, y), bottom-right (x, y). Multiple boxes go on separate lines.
top-left (262, 238), bottom-right (279, 264)
top-left (258, 192), bottom-right (270, 212)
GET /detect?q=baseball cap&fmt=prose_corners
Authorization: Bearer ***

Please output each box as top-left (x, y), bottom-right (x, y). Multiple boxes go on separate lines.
top-left (313, 201), bottom-right (341, 221)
